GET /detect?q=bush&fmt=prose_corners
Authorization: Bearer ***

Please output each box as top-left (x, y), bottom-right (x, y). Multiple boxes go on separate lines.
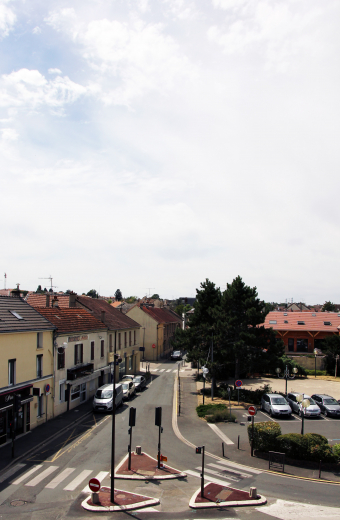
top-left (332, 443), bottom-right (340, 461)
top-left (217, 383), bottom-right (272, 405)
top-left (247, 421), bottom-right (281, 452)
top-left (196, 403), bottom-right (226, 418)
top-left (309, 444), bottom-right (337, 463)
top-left (206, 410), bottom-right (237, 423)
top-left (304, 369), bottom-right (327, 376)
top-left (277, 433), bottom-right (336, 462)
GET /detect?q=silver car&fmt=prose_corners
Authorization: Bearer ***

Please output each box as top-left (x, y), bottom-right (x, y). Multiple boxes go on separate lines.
top-left (287, 392), bottom-right (321, 417)
top-left (261, 393), bottom-right (292, 418)
top-left (93, 383), bottom-right (123, 412)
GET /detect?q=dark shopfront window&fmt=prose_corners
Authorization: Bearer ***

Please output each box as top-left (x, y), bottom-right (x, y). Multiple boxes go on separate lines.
top-left (296, 338), bottom-right (308, 352)
top-left (288, 338), bottom-right (294, 352)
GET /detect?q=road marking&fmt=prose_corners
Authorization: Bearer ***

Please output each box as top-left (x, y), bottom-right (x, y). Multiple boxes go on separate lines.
top-left (207, 422), bottom-right (234, 445)
top-left (50, 428), bottom-right (76, 462)
top-left (12, 465), bottom-right (43, 485)
top-left (25, 466), bottom-right (59, 486)
top-left (0, 463), bottom-right (26, 483)
top-left (197, 467), bottom-right (243, 482)
top-left (82, 471), bottom-right (109, 493)
top-left (166, 369), bottom-right (171, 372)
top-left (207, 463), bottom-right (252, 479)
top-left (256, 499), bottom-right (340, 519)
top-left (173, 370), bottom-right (177, 373)
top-left (215, 458), bottom-right (262, 475)
top-left (151, 369), bottom-right (158, 372)
top-left (64, 469), bottom-right (93, 491)
top-left (45, 467), bottom-right (76, 489)
top-left (159, 369), bottom-right (165, 373)
top-left (185, 469), bottom-right (231, 487)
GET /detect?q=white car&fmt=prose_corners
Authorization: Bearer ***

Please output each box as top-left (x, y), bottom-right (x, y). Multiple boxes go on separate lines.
top-left (122, 381), bottom-right (136, 400)
top-left (261, 393), bottom-right (292, 418)
top-left (286, 392), bottom-right (321, 417)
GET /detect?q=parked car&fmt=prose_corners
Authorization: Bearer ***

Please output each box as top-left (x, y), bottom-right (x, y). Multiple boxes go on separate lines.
top-left (122, 381), bottom-right (136, 400)
top-left (286, 392), bottom-right (321, 417)
top-left (260, 393), bottom-right (292, 418)
top-left (133, 376), bottom-right (146, 392)
top-left (93, 383), bottom-right (123, 412)
top-left (170, 351), bottom-right (182, 361)
top-left (311, 394), bottom-right (340, 417)
top-left (122, 375), bottom-right (135, 382)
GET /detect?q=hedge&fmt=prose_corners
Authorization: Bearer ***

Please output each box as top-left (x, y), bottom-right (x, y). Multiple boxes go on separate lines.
top-left (277, 433), bottom-right (337, 462)
top-left (196, 403), bottom-right (226, 418)
top-left (247, 421), bottom-right (281, 452)
top-left (202, 383), bottom-right (273, 405)
top-left (206, 410), bottom-right (237, 423)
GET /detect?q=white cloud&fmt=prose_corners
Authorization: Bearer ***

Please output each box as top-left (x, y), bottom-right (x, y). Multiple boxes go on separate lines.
top-left (0, 0), bottom-right (16, 38)
top-left (1, 127), bottom-right (18, 140)
top-left (32, 26), bottom-right (41, 34)
top-left (48, 68), bottom-right (62, 74)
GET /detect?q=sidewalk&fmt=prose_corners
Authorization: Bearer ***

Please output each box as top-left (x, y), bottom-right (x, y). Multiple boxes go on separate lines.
top-left (0, 399), bottom-right (93, 475)
top-left (177, 374), bottom-right (340, 483)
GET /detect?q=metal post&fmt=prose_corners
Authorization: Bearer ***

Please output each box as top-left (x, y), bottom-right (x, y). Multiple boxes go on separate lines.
top-left (201, 445), bottom-right (205, 498)
top-left (319, 460), bottom-right (322, 479)
top-left (203, 377), bottom-right (205, 406)
top-left (46, 394), bottom-right (48, 423)
top-left (110, 357), bottom-right (117, 503)
top-left (228, 387), bottom-right (231, 418)
top-left (238, 387), bottom-right (239, 406)
top-left (211, 335), bottom-right (214, 401)
top-left (251, 416), bottom-right (254, 457)
top-left (238, 435), bottom-right (240, 450)
top-left (222, 442), bottom-right (224, 457)
top-left (301, 409), bottom-right (304, 435)
top-left (315, 355), bottom-right (317, 378)
top-left (128, 426), bottom-right (132, 471)
top-left (158, 424), bottom-right (161, 469)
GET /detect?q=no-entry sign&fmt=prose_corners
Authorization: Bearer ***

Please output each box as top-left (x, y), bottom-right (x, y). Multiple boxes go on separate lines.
top-left (152, 344), bottom-right (156, 348)
top-left (235, 380), bottom-right (242, 388)
top-left (88, 478), bottom-right (101, 492)
top-left (248, 405), bottom-right (257, 416)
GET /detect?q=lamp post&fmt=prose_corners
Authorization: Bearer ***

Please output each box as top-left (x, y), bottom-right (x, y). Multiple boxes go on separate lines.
top-left (111, 353), bottom-right (122, 504)
top-left (276, 365), bottom-right (298, 395)
top-left (296, 394), bottom-right (310, 434)
top-left (314, 348), bottom-right (318, 378)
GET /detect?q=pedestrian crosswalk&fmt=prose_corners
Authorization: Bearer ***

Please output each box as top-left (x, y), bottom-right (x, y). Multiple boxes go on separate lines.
top-left (150, 368), bottom-right (185, 373)
top-left (185, 459), bottom-right (261, 488)
top-left (9, 463), bottom-right (109, 493)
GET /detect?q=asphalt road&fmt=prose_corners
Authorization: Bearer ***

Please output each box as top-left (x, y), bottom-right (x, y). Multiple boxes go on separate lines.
top-left (0, 361), bottom-right (340, 520)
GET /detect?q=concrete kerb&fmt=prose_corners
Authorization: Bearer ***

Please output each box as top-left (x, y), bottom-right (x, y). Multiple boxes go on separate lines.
top-left (188, 483), bottom-right (267, 509)
top-left (115, 451), bottom-right (187, 480)
top-left (81, 489), bottom-right (160, 512)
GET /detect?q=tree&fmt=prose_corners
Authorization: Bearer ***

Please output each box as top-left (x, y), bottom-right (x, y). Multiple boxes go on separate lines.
top-left (151, 293), bottom-right (160, 299)
top-left (87, 289), bottom-right (99, 298)
top-left (322, 301), bottom-right (336, 312)
top-left (115, 289), bottom-right (123, 301)
top-left (175, 303), bottom-right (192, 316)
top-left (126, 296), bottom-right (137, 303)
top-left (320, 336), bottom-right (340, 374)
top-left (36, 285), bottom-right (43, 293)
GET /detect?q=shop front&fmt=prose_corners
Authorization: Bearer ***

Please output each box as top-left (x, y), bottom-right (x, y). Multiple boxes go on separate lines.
top-left (0, 386), bottom-right (33, 445)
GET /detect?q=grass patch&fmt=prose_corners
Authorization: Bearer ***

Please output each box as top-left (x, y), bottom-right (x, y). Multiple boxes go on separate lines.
top-left (206, 410), bottom-right (237, 423)
top-left (196, 403), bottom-right (226, 418)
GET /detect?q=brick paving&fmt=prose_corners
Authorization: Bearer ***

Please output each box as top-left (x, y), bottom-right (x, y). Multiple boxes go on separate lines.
top-left (116, 452), bottom-right (183, 477)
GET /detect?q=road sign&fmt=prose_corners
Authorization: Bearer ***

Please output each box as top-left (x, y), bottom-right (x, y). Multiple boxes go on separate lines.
top-left (157, 454), bottom-right (167, 461)
top-left (45, 384), bottom-right (50, 394)
top-left (88, 478), bottom-right (101, 492)
top-left (235, 380), bottom-right (242, 388)
top-left (248, 405), bottom-right (257, 416)
top-left (202, 366), bottom-right (209, 379)
top-left (152, 344), bottom-right (156, 348)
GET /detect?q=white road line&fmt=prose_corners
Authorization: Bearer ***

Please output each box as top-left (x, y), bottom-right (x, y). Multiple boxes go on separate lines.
top-left (159, 369), bottom-right (165, 373)
top-left (185, 469), bottom-right (231, 487)
top-left (151, 369), bottom-right (158, 372)
top-left (12, 465), bottom-right (43, 485)
top-left (166, 369), bottom-right (171, 372)
top-left (64, 469), bottom-right (92, 491)
top-left (82, 471), bottom-right (109, 493)
top-left (173, 370), bottom-right (177, 373)
top-left (45, 467), bottom-right (76, 489)
top-left (197, 467), bottom-right (242, 482)
top-left (207, 463), bottom-right (252, 479)
top-left (215, 458), bottom-right (262, 475)
top-left (25, 466), bottom-right (59, 487)
top-left (256, 499), bottom-right (340, 519)
top-left (0, 463), bottom-right (26, 483)
top-left (207, 422), bottom-right (234, 445)
top-left (134, 507), bottom-right (159, 512)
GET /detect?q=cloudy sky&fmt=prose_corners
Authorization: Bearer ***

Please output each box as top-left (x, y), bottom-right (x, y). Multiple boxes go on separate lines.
top-left (1, 0), bottom-right (339, 303)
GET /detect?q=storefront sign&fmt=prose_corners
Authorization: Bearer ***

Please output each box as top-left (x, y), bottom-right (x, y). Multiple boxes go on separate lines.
top-left (68, 335), bottom-right (88, 342)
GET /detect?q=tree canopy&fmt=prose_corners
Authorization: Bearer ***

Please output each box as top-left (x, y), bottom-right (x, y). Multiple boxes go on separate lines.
top-left (87, 289), bottom-right (99, 298)
top-left (151, 293), bottom-right (160, 299)
top-left (173, 276), bottom-right (283, 384)
top-left (115, 289), bottom-right (123, 301)
top-left (322, 301), bottom-right (337, 312)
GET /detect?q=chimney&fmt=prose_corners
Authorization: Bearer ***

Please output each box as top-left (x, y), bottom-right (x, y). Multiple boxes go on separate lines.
top-left (46, 294), bottom-right (50, 307)
top-left (11, 284), bottom-right (21, 298)
top-left (101, 310), bottom-right (106, 322)
top-left (52, 296), bottom-right (59, 308)
top-left (69, 294), bottom-right (76, 308)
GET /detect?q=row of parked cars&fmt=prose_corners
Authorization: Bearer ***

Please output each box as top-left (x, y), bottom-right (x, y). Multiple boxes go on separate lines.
top-left (261, 392), bottom-right (340, 419)
top-left (93, 374), bottom-right (147, 413)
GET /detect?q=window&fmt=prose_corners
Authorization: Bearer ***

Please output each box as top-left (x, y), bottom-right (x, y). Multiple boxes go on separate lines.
top-left (324, 321), bottom-right (332, 326)
top-left (59, 381), bottom-right (66, 402)
top-left (297, 321), bottom-right (305, 325)
top-left (71, 385), bottom-right (80, 401)
top-left (36, 354), bottom-right (43, 378)
top-left (284, 320), bottom-right (288, 323)
top-left (37, 395), bottom-right (44, 417)
top-left (57, 349), bottom-right (65, 369)
top-left (74, 344), bottom-right (83, 365)
top-left (90, 341), bottom-right (94, 361)
top-left (134, 330), bottom-right (136, 345)
top-left (37, 332), bottom-right (43, 349)
top-left (129, 331), bottom-right (131, 346)
top-left (10, 310), bottom-right (23, 320)
top-left (296, 339), bottom-right (308, 352)
top-left (8, 359), bottom-right (16, 386)
top-left (109, 334), bottom-right (113, 352)
top-left (269, 320), bottom-right (277, 324)
top-left (80, 383), bottom-right (86, 402)
top-left (100, 340), bottom-right (104, 358)
top-left (288, 338), bottom-right (294, 352)
top-left (118, 333), bottom-right (121, 349)
top-left (89, 379), bottom-right (95, 392)
top-left (124, 332), bottom-right (127, 348)
top-left (129, 356), bottom-right (133, 371)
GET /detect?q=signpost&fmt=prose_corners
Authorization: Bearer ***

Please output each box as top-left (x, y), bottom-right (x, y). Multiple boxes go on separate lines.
top-left (202, 366), bottom-right (209, 406)
top-left (152, 343), bottom-right (156, 362)
top-left (235, 380), bottom-right (242, 405)
top-left (155, 407), bottom-right (163, 469)
top-left (248, 406), bottom-right (257, 457)
top-left (196, 446), bottom-right (205, 498)
top-left (89, 478), bottom-right (101, 493)
top-left (128, 407), bottom-right (136, 470)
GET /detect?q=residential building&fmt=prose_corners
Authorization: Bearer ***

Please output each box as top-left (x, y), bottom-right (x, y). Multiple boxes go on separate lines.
top-left (0, 295), bottom-right (55, 446)
top-left (126, 305), bottom-right (181, 361)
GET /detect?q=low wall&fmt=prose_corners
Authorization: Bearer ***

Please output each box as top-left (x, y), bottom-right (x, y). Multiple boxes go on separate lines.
top-left (287, 355), bottom-right (325, 370)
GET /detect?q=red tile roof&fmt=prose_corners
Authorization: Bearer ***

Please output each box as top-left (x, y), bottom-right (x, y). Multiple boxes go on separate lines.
top-left (27, 294), bottom-right (71, 308)
top-left (264, 311), bottom-right (340, 332)
top-left (34, 307), bottom-right (107, 334)
top-left (76, 296), bottom-right (141, 330)
top-left (139, 306), bottom-right (182, 325)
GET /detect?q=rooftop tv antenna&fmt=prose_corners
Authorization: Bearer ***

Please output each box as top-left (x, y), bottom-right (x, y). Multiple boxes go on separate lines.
top-left (145, 287), bottom-right (155, 297)
top-left (4, 273), bottom-right (7, 290)
top-left (39, 275), bottom-right (57, 290)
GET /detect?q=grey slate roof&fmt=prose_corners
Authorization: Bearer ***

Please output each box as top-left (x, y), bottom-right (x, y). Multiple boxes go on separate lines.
top-left (0, 296), bottom-right (56, 333)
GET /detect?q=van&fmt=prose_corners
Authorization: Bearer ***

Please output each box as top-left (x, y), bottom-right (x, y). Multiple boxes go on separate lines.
top-left (93, 383), bottom-right (123, 412)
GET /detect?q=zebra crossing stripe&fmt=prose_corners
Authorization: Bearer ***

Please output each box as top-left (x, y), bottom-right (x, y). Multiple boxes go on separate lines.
top-left (64, 469), bottom-right (92, 491)
top-left (26, 466), bottom-right (59, 486)
top-left (12, 465), bottom-right (43, 485)
top-left (82, 471), bottom-right (109, 493)
top-left (207, 422), bottom-right (234, 445)
top-left (208, 463), bottom-right (252, 479)
top-left (0, 463), bottom-right (26, 483)
top-left (166, 369), bottom-right (171, 372)
top-left (151, 369), bottom-right (158, 372)
top-left (173, 370), bottom-right (177, 373)
top-left (215, 458), bottom-right (262, 475)
top-left (159, 369), bottom-right (165, 372)
top-left (45, 467), bottom-right (76, 489)
top-left (185, 469), bottom-right (231, 487)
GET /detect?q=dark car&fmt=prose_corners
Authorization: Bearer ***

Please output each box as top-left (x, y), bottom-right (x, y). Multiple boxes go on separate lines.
top-left (170, 350), bottom-right (182, 361)
top-left (133, 376), bottom-right (146, 392)
top-left (311, 394), bottom-right (340, 417)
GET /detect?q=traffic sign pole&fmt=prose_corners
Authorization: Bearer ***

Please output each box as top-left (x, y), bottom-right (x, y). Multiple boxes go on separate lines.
top-left (251, 416), bottom-right (254, 457)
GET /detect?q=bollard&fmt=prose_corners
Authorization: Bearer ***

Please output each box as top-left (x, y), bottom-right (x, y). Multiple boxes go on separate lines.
top-left (249, 487), bottom-right (257, 499)
top-left (92, 492), bottom-right (100, 504)
top-left (319, 460), bottom-right (322, 479)
top-left (136, 446), bottom-right (142, 455)
top-left (238, 435), bottom-right (240, 450)
top-left (222, 442), bottom-right (224, 457)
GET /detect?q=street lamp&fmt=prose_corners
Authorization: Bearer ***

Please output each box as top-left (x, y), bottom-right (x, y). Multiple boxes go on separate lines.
top-left (111, 353), bottom-right (122, 504)
top-left (314, 348), bottom-right (318, 378)
top-left (276, 365), bottom-right (298, 395)
top-left (296, 393), bottom-right (310, 434)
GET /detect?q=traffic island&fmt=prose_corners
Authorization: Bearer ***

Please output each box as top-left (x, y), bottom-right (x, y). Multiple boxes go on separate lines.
top-left (115, 451), bottom-right (187, 480)
top-left (81, 486), bottom-right (160, 512)
top-left (189, 483), bottom-right (267, 509)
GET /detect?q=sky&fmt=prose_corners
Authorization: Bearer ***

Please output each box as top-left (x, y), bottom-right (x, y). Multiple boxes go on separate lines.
top-left (1, 0), bottom-right (339, 303)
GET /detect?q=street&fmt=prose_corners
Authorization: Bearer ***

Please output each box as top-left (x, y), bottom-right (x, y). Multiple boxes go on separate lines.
top-left (0, 361), bottom-right (340, 519)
